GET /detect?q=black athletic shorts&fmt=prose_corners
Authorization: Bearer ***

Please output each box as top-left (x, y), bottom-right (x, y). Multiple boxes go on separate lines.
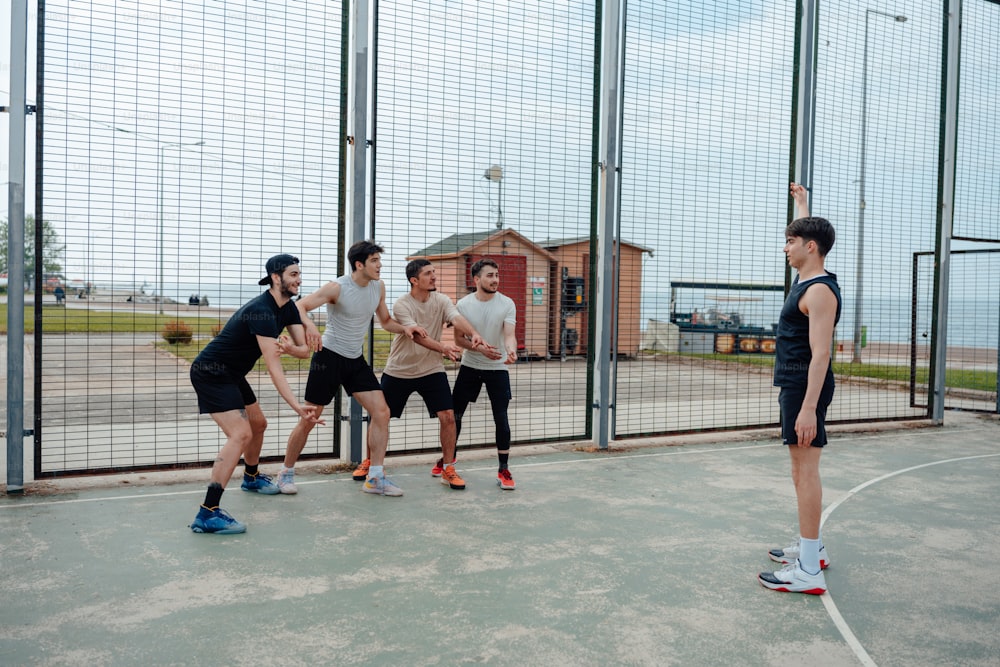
top-left (778, 382), bottom-right (835, 447)
top-left (381, 372), bottom-right (454, 418)
top-left (304, 347), bottom-right (381, 406)
top-left (452, 366), bottom-right (512, 406)
top-left (190, 364), bottom-right (257, 414)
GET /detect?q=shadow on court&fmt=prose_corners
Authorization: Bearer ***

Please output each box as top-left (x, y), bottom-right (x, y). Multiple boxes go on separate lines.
top-left (1, 412), bottom-right (998, 666)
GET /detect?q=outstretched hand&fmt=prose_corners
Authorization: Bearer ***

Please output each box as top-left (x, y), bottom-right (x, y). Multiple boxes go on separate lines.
top-left (440, 343), bottom-right (463, 362)
top-left (297, 404), bottom-right (326, 426)
top-left (404, 324), bottom-right (429, 340)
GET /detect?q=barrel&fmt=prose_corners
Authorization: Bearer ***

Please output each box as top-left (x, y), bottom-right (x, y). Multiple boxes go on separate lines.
top-left (715, 333), bottom-right (735, 354)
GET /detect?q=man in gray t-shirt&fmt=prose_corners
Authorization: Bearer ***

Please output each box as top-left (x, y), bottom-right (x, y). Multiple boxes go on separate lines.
top-left (279, 241), bottom-right (425, 497)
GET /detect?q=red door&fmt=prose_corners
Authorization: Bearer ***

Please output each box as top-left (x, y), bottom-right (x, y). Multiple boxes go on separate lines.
top-left (466, 254), bottom-right (527, 351)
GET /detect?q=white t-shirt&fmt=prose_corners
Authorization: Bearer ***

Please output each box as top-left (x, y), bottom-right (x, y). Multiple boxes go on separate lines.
top-left (382, 291), bottom-right (459, 379)
top-left (456, 291), bottom-right (516, 371)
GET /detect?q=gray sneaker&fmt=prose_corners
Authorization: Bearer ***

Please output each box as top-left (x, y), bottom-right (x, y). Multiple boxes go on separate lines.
top-left (277, 469), bottom-right (298, 495)
top-left (363, 474), bottom-right (403, 497)
top-left (768, 538), bottom-right (830, 569)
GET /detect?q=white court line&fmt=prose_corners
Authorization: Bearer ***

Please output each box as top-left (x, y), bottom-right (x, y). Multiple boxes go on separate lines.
top-left (818, 452), bottom-right (1000, 667)
top-left (0, 430), bottom-right (983, 510)
top-left (0, 442), bottom-right (778, 509)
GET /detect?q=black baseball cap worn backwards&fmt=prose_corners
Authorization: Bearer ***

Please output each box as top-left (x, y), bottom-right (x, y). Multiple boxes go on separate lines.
top-left (259, 254), bottom-right (300, 285)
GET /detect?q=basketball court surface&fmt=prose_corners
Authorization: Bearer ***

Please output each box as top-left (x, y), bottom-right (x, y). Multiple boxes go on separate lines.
top-left (1, 412), bottom-right (998, 666)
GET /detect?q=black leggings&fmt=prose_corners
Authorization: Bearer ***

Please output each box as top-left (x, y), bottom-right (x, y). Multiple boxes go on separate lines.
top-left (452, 366), bottom-right (511, 450)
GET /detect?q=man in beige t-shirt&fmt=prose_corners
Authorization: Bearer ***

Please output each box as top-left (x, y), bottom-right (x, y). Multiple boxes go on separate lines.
top-left (381, 259), bottom-right (491, 490)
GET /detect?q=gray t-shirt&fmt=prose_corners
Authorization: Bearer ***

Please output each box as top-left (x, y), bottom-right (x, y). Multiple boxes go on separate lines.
top-left (321, 274), bottom-right (382, 359)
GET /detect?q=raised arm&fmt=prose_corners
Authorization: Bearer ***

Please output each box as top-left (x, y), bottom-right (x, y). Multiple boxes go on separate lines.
top-left (790, 182), bottom-right (810, 220)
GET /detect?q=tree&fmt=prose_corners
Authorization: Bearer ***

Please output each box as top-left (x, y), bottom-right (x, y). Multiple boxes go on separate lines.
top-left (0, 215), bottom-right (65, 288)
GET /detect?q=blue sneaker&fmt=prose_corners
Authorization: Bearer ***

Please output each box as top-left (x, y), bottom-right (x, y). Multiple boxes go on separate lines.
top-left (362, 474), bottom-right (403, 497)
top-left (241, 472), bottom-right (280, 495)
top-left (190, 506), bottom-right (246, 534)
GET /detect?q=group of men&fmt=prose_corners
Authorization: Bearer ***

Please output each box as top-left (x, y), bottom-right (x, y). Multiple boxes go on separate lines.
top-left (188, 241), bottom-right (519, 536)
top-left (187, 183), bottom-right (843, 598)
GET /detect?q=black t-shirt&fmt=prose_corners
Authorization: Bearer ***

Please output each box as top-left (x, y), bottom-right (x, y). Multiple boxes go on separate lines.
top-left (773, 273), bottom-right (842, 388)
top-left (193, 291), bottom-right (302, 379)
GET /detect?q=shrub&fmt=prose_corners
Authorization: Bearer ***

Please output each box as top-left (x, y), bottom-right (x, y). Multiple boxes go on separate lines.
top-left (161, 319), bottom-right (193, 345)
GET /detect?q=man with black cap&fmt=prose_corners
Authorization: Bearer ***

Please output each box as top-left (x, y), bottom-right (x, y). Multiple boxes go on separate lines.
top-left (188, 254), bottom-right (324, 534)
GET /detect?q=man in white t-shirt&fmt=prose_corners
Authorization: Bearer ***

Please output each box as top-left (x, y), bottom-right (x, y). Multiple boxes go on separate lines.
top-left (452, 258), bottom-right (519, 490)
top-left (381, 259), bottom-right (491, 490)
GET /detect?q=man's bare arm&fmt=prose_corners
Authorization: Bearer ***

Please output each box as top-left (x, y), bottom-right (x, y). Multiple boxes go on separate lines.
top-left (790, 182), bottom-right (810, 219)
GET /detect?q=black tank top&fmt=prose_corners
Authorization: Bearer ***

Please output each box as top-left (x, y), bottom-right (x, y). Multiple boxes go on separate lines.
top-left (773, 273), bottom-right (842, 388)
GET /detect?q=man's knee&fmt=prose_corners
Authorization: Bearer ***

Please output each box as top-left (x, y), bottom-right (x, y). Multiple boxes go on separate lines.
top-left (248, 413), bottom-right (268, 435)
top-left (369, 401), bottom-right (391, 426)
top-left (438, 410), bottom-right (456, 427)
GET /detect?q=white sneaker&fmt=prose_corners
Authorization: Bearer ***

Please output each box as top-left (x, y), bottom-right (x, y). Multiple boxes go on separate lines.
top-left (768, 538), bottom-right (830, 569)
top-left (758, 560), bottom-right (827, 595)
top-left (277, 468), bottom-right (298, 495)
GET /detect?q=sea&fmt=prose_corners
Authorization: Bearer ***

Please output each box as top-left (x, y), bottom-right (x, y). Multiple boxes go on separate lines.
top-left (641, 289), bottom-right (997, 350)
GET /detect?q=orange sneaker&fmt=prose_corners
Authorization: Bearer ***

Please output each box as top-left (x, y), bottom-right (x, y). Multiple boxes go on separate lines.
top-left (497, 468), bottom-right (516, 490)
top-left (430, 457), bottom-right (457, 477)
top-left (352, 458), bottom-right (370, 481)
top-left (440, 465), bottom-right (466, 490)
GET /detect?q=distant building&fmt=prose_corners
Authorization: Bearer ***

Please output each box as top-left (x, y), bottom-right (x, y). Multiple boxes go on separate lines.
top-left (408, 229), bottom-right (652, 358)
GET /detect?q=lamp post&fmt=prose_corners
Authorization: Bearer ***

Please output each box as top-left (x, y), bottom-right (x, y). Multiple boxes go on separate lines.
top-left (854, 9), bottom-right (906, 363)
top-left (483, 164), bottom-right (503, 230)
top-left (158, 140), bottom-right (204, 314)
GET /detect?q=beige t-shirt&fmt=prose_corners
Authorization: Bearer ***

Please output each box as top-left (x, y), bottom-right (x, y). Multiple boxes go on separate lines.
top-left (382, 291), bottom-right (460, 379)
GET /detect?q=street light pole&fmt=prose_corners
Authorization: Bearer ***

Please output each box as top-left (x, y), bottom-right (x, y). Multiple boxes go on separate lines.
top-left (157, 141), bottom-right (204, 315)
top-left (854, 9), bottom-right (906, 363)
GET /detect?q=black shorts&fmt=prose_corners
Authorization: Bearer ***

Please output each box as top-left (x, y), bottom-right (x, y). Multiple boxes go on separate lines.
top-left (380, 372), bottom-right (454, 418)
top-left (304, 347), bottom-right (382, 406)
top-left (452, 365), bottom-right (512, 406)
top-left (778, 382), bottom-right (835, 447)
top-left (190, 364), bottom-right (257, 415)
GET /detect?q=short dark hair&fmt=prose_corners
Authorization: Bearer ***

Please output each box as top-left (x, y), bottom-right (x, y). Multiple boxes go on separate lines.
top-left (405, 259), bottom-right (432, 285)
top-left (470, 258), bottom-right (499, 278)
top-left (348, 240), bottom-right (384, 272)
top-left (786, 217), bottom-right (835, 257)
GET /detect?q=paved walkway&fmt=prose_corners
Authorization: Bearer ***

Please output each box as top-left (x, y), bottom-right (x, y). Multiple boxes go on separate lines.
top-left (1, 412), bottom-right (998, 666)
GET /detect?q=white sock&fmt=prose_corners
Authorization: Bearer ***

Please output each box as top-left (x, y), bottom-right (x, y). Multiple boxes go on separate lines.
top-left (369, 465), bottom-right (384, 479)
top-left (281, 466), bottom-right (293, 475)
top-left (799, 537), bottom-right (822, 574)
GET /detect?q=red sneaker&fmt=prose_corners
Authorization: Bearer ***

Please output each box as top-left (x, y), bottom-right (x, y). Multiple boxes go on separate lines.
top-left (497, 468), bottom-right (516, 490)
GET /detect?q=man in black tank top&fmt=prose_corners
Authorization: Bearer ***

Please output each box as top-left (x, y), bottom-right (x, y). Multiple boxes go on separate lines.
top-left (758, 183), bottom-right (842, 596)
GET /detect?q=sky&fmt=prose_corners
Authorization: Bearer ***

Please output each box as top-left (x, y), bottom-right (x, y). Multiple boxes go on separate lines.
top-left (2, 0), bottom-right (998, 343)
